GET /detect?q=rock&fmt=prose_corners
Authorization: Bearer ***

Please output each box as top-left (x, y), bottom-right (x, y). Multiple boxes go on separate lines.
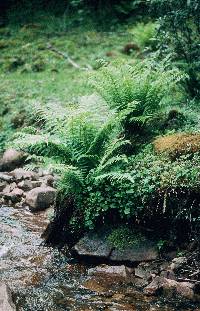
top-left (144, 276), bottom-right (195, 300)
top-left (18, 180), bottom-right (43, 191)
top-left (17, 179), bottom-right (33, 191)
top-left (31, 180), bottom-right (43, 188)
top-left (10, 168), bottom-right (38, 181)
top-left (0, 149), bottom-right (26, 171)
top-left (134, 262), bottom-right (157, 281)
top-left (110, 240), bottom-right (158, 263)
top-left (0, 181), bottom-right (7, 192)
top-left (4, 188), bottom-right (24, 203)
top-left (88, 265), bottom-right (133, 278)
top-left (170, 256), bottom-right (187, 271)
top-left (40, 175), bottom-right (54, 187)
top-left (0, 283), bottom-right (16, 311)
top-left (144, 276), bottom-right (164, 296)
top-left (82, 279), bottom-right (107, 293)
top-left (3, 182), bottom-right (17, 194)
top-left (25, 186), bottom-right (56, 211)
top-left (73, 233), bottom-right (112, 259)
top-left (0, 172), bottom-right (13, 182)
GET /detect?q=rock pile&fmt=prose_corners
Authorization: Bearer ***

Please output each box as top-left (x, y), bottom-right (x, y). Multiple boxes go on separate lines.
top-left (0, 149), bottom-right (56, 211)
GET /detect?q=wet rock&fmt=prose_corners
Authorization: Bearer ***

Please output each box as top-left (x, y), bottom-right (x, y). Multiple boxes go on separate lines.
top-left (73, 233), bottom-right (112, 259)
top-left (83, 279), bottom-right (107, 293)
top-left (110, 240), bottom-right (158, 263)
top-left (4, 188), bottom-right (24, 203)
top-left (170, 256), bottom-right (187, 271)
top-left (88, 265), bottom-right (133, 278)
top-left (144, 276), bottom-right (195, 300)
top-left (0, 172), bottom-right (13, 182)
top-left (0, 283), bottom-right (16, 311)
top-left (0, 149), bottom-right (26, 171)
top-left (26, 186), bottom-right (56, 211)
top-left (10, 168), bottom-right (38, 181)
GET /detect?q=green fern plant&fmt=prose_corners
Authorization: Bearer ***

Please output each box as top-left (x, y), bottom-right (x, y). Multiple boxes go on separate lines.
top-left (89, 59), bottom-right (186, 136)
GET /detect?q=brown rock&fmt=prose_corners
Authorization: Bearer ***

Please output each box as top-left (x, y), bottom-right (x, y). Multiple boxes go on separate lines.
top-left (83, 279), bottom-right (106, 293)
top-left (88, 265), bottom-right (133, 278)
top-left (144, 276), bottom-right (195, 300)
top-left (0, 149), bottom-right (26, 171)
top-left (25, 186), bottom-right (56, 211)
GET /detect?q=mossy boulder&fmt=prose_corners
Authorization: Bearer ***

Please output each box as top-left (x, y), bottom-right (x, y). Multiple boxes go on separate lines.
top-left (153, 133), bottom-right (200, 158)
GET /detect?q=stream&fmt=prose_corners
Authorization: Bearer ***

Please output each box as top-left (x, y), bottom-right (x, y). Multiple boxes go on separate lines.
top-left (0, 205), bottom-right (198, 311)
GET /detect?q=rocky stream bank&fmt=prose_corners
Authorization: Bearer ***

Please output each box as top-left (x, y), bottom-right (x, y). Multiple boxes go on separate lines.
top-left (0, 149), bottom-right (200, 310)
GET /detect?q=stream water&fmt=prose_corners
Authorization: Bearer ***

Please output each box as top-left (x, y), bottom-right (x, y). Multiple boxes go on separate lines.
top-left (0, 205), bottom-right (198, 311)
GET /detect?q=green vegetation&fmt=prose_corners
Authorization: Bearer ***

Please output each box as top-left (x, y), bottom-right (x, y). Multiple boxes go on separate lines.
top-left (1, 1), bottom-right (200, 249)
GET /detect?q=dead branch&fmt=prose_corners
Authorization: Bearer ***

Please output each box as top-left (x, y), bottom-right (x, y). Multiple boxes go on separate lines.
top-left (47, 43), bottom-right (92, 71)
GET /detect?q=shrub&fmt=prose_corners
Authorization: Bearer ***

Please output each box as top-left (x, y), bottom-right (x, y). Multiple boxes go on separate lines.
top-left (151, 0), bottom-right (200, 98)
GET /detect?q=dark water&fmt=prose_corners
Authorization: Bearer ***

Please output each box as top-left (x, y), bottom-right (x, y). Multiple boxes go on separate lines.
top-left (0, 205), bottom-right (198, 311)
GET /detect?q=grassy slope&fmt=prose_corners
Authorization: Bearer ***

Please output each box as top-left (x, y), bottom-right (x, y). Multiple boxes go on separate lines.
top-left (0, 19), bottom-right (140, 151)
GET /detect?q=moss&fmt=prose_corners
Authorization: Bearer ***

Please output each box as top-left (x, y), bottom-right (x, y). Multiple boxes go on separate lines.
top-left (154, 133), bottom-right (200, 158)
top-left (107, 226), bottom-right (146, 250)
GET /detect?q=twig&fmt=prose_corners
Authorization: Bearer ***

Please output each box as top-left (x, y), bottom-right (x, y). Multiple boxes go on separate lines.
top-left (47, 43), bottom-right (92, 71)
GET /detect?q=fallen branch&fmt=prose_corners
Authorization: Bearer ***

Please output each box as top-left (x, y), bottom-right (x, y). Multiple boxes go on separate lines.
top-left (47, 43), bottom-right (92, 71)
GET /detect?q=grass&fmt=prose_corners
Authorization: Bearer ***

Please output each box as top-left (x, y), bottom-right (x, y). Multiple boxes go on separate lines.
top-left (0, 20), bottom-right (140, 152)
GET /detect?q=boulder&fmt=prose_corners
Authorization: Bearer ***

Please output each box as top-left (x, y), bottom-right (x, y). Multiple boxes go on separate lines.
top-left (73, 233), bottom-right (112, 259)
top-left (144, 276), bottom-right (195, 300)
top-left (0, 283), bottom-right (16, 311)
top-left (110, 240), bottom-right (158, 263)
top-left (88, 265), bottom-right (133, 278)
top-left (0, 149), bottom-right (26, 171)
top-left (10, 168), bottom-right (38, 181)
top-left (25, 186), bottom-right (56, 211)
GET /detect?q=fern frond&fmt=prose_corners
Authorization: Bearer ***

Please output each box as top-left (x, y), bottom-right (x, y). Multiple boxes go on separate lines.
top-left (94, 172), bottom-right (135, 184)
